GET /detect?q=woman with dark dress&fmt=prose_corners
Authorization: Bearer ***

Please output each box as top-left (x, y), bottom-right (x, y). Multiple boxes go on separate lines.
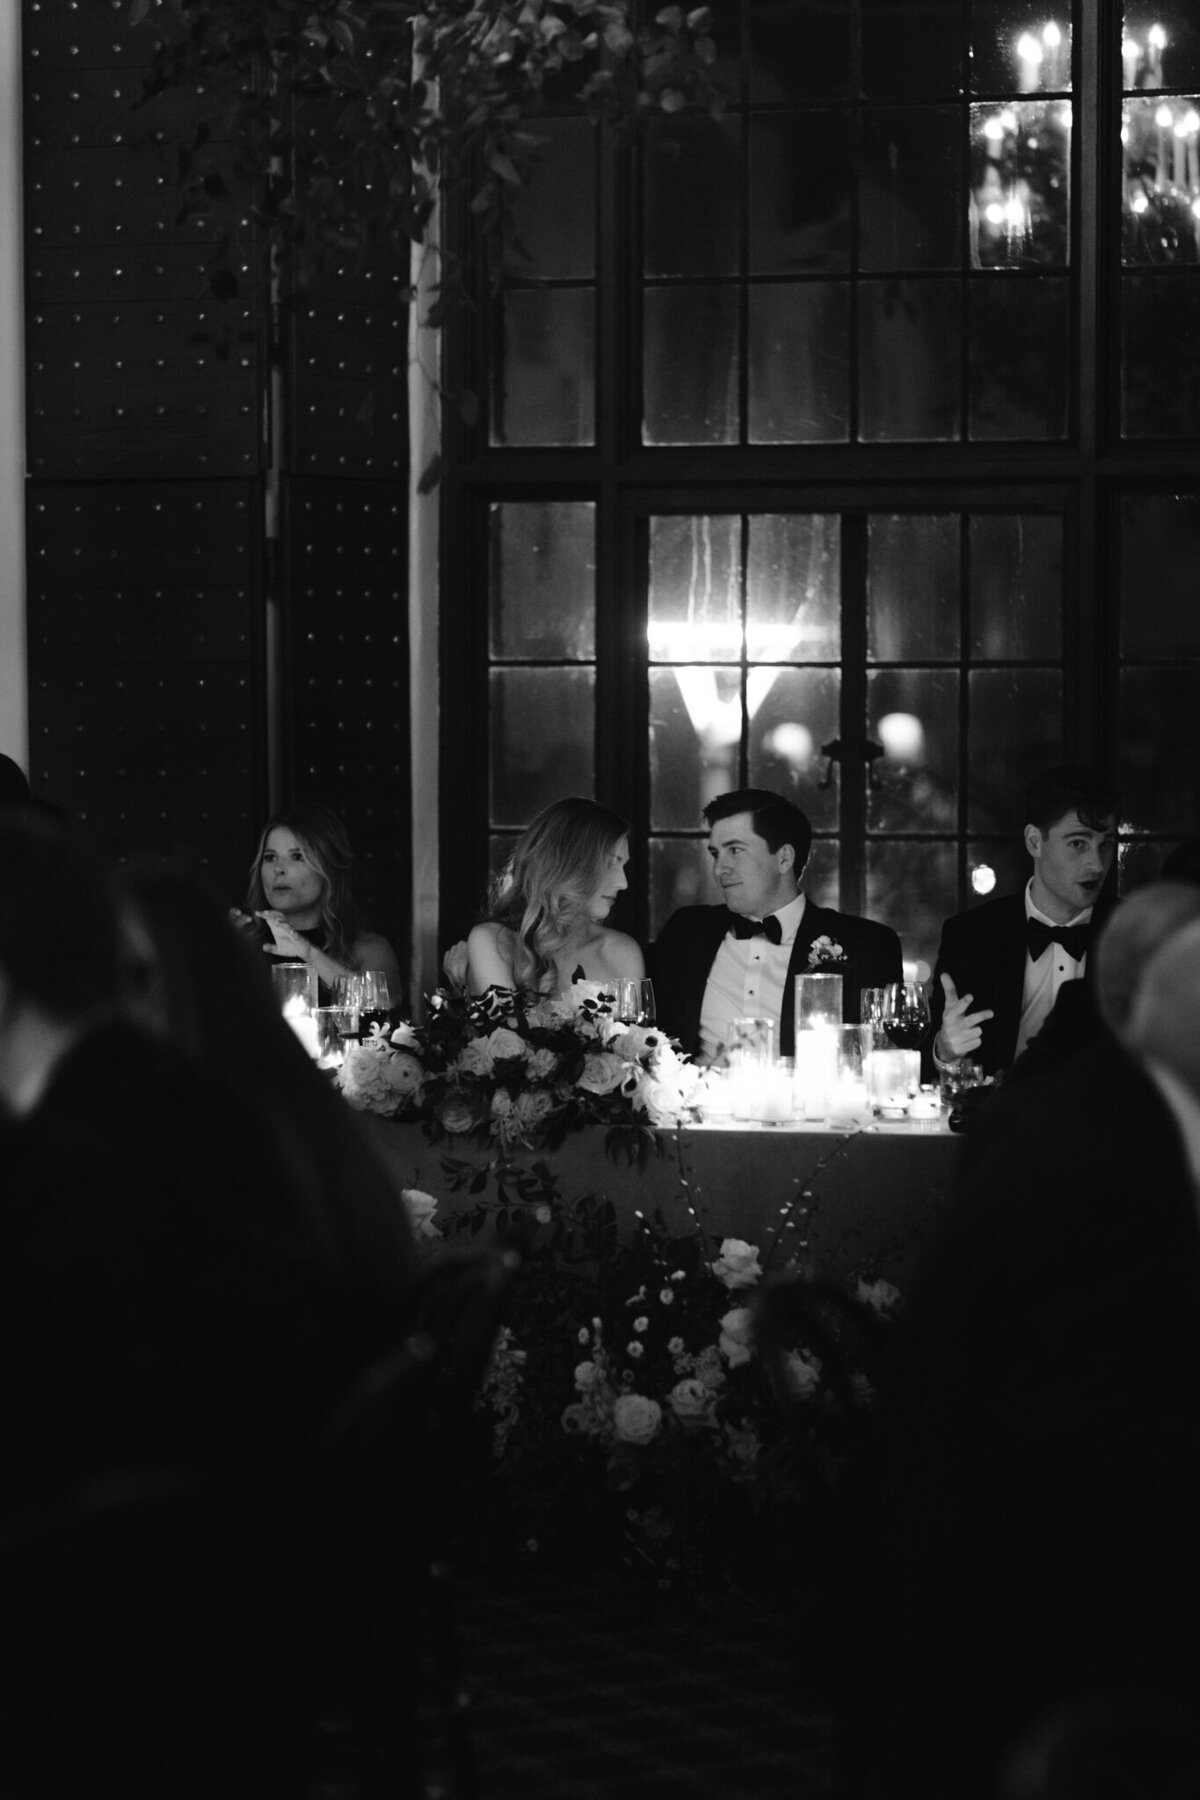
top-left (232, 801), bottom-right (402, 1004)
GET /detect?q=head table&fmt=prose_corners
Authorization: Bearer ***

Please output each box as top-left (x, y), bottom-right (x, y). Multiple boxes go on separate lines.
top-left (362, 1113), bottom-right (961, 1287)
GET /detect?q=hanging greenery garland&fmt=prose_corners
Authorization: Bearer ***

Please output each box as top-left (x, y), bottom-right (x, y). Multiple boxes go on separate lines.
top-left (130, 0), bottom-right (722, 324)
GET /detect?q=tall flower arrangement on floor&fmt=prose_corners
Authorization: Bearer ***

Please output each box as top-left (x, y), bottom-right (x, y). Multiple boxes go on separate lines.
top-left (337, 985), bottom-right (705, 1156)
top-left (427, 1170), bottom-right (903, 1588)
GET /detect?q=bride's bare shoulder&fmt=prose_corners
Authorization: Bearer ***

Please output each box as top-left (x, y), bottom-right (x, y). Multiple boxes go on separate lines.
top-left (466, 920), bottom-right (515, 991)
top-left (599, 928), bottom-right (645, 978)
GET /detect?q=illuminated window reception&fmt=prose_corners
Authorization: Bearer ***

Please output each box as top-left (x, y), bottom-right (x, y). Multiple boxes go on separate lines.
top-left (969, 102), bottom-right (1071, 269)
top-left (1123, 96), bottom-right (1200, 263)
top-left (971, 12), bottom-right (1073, 95)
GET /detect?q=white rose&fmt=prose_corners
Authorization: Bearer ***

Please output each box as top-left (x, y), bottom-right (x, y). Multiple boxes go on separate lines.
top-left (637, 1073), bottom-right (688, 1127)
top-left (455, 1038), bottom-right (494, 1077)
top-left (577, 1051), bottom-right (626, 1096)
top-left (857, 1277), bottom-right (901, 1314)
top-left (525, 997), bottom-right (575, 1030)
top-left (401, 1188), bottom-right (441, 1241)
top-left (486, 1026), bottom-right (527, 1063)
top-left (574, 1360), bottom-right (599, 1392)
top-left (712, 1239), bottom-right (763, 1290)
top-left (612, 1393), bottom-right (663, 1446)
top-left (718, 1307), bottom-right (756, 1368)
top-left (783, 1350), bottom-right (823, 1400)
top-left (724, 1421), bottom-right (761, 1469)
top-left (668, 1378), bottom-right (717, 1426)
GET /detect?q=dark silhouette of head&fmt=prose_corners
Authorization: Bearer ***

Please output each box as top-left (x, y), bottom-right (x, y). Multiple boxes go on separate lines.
top-left (0, 813), bottom-right (119, 1022)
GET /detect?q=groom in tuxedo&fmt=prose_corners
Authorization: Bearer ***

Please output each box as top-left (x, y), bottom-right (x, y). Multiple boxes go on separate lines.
top-left (928, 764), bottom-right (1119, 1078)
top-left (648, 788), bottom-right (902, 1060)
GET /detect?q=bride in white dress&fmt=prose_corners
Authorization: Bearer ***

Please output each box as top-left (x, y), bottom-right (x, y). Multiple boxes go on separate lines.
top-left (466, 798), bottom-right (644, 1014)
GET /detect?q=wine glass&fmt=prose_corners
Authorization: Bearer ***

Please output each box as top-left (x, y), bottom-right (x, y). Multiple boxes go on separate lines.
top-left (859, 986), bottom-right (888, 1028)
top-left (880, 981), bottom-right (931, 1051)
top-left (613, 978), bottom-right (656, 1026)
top-left (357, 970), bottom-right (393, 1037)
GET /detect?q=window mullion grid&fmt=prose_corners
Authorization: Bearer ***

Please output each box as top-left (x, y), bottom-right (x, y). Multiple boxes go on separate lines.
top-left (957, 508), bottom-right (972, 912)
top-left (839, 512), bottom-right (869, 915)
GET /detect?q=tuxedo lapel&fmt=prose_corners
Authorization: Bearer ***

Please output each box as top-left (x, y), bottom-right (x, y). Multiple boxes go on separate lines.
top-left (984, 897), bottom-right (1032, 1069)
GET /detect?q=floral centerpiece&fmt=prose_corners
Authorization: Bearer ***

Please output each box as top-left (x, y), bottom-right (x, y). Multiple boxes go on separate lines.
top-left (429, 1167), bottom-right (903, 1589)
top-left (337, 984), bottom-right (706, 1156)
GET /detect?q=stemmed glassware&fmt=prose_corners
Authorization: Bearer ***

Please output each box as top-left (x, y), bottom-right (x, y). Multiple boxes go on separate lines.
top-left (357, 970), bottom-right (393, 1036)
top-left (333, 971), bottom-right (392, 1038)
top-left (613, 978), bottom-right (656, 1026)
top-left (879, 981), bottom-right (931, 1051)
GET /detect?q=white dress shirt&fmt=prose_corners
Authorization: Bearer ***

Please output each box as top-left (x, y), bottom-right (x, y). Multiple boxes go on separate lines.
top-left (699, 892), bottom-right (808, 1064)
top-left (1016, 880), bottom-right (1094, 1059)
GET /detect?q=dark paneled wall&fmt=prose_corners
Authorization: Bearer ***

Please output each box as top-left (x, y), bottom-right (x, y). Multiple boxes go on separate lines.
top-left (22, 0), bottom-right (412, 954)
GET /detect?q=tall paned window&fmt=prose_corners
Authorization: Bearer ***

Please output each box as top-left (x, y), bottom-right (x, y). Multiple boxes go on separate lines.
top-left (643, 1), bottom-right (1072, 447)
top-left (443, 3), bottom-right (1200, 967)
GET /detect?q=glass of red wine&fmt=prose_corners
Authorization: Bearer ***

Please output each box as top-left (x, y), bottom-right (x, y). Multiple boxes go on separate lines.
top-left (357, 970), bottom-right (393, 1038)
top-left (880, 981), bottom-right (931, 1051)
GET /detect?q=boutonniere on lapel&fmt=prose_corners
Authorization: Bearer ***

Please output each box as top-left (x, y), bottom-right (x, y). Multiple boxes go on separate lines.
top-left (807, 935), bottom-right (847, 969)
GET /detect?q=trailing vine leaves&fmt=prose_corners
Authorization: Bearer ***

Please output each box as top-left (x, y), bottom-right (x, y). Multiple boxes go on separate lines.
top-left (128, 0), bottom-right (723, 347)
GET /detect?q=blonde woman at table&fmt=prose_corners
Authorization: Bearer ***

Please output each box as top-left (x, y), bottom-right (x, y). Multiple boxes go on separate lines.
top-left (465, 797), bottom-right (644, 1016)
top-left (232, 801), bottom-right (402, 1005)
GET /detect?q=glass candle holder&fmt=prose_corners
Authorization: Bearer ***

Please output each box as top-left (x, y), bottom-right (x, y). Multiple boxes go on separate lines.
top-left (271, 960), bottom-right (318, 1014)
top-left (826, 1024), bottom-right (873, 1126)
top-left (752, 1057), bottom-right (796, 1125)
top-left (727, 1017), bottom-right (776, 1120)
top-left (863, 1046), bottom-right (921, 1119)
top-left (796, 972), bottom-right (843, 1033)
top-left (794, 1024), bottom-right (839, 1120)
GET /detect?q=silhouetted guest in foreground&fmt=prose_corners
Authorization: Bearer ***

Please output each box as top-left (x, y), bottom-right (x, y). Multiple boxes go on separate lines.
top-left (853, 880), bottom-right (1200, 1800)
top-left (1160, 835), bottom-right (1200, 885)
top-left (0, 817), bottom-right (416, 1796)
top-left (117, 857), bottom-right (418, 1316)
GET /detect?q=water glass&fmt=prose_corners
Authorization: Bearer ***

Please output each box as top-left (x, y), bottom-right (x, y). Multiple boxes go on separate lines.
top-left (312, 1005), bottom-right (357, 1070)
top-left (860, 986), bottom-right (888, 1027)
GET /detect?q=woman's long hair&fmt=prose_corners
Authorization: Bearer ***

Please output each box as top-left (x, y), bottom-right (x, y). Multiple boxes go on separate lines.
top-left (245, 802), bottom-right (362, 966)
top-left (486, 797), bottom-right (629, 994)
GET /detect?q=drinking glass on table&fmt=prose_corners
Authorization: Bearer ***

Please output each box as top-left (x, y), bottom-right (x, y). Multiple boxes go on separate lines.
top-left (860, 986), bottom-right (888, 1028)
top-left (357, 970), bottom-right (393, 1037)
top-left (880, 981), bottom-right (931, 1052)
top-left (613, 978), bottom-right (656, 1026)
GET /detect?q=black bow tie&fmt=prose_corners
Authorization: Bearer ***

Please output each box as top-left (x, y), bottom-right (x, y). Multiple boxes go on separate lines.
top-left (1027, 918), bottom-right (1091, 963)
top-left (732, 914), bottom-right (783, 945)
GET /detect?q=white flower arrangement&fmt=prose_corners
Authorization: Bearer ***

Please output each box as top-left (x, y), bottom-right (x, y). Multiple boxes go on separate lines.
top-left (807, 935), bottom-right (847, 969)
top-left (336, 983), bottom-right (705, 1152)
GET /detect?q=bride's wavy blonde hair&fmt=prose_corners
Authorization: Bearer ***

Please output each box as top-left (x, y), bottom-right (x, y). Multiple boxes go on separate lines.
top-left (487, 797), bottom-right (629, 995)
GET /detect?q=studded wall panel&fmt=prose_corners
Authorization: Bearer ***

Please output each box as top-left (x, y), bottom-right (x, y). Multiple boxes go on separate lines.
top-left (26, 481), bottom-right (265, 899)
top-left (284, 478), bottom-right (410, 987)
top-left (23, 0), bottom-right (262, 479)
top-left (288, 253), bottom-right (409, 482)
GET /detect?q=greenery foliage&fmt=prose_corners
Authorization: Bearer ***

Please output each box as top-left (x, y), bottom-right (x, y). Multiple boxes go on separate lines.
top-left (130, 0), bottom-right (721, 321)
